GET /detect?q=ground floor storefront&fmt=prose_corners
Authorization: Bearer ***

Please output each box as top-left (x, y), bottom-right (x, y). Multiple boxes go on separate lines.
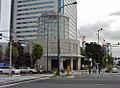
top-left (38, 55), bottom-right (82, 72)
top-left (29, 38), bottom-right (82, 72)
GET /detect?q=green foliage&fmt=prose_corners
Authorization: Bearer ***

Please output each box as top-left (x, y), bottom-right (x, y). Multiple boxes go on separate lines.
top-left (12, 42), bottom-right (25, 67)
top-left (31, 43), bottom-right (43, 67)
top-left (5, 45), bottom-right (19, 67)
top-left (85, 42), bottom-right (104, 65)
top-left (5, 42), bottom-right (33, 68)
top-left (108, 55), bottom-right (114, 65)
top-left (5, 46), bottom-right (19, 58)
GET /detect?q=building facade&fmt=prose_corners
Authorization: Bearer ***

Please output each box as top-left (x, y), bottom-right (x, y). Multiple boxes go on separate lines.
top-left (10, 0), bottom-right (77, 41)
top-left (10, 0), bottom-right (80, 71)
top-left (29, 38), bottom-right (81, 71)
top-left (38, 11), bottom-right (69, 39)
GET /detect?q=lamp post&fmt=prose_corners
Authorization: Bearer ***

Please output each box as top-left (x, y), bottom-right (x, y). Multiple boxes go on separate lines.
top-left (57, 2), bottom-right (77, 74)
top-left (97, 28), bottom-right (103, 73)
top-left (98, 28), bottom-right (103, 45)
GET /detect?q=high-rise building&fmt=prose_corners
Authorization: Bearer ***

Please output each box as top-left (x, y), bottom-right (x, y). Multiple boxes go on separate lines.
top-left (10, 0), bottom-right (77, 41)
top-left (10, 0), bottom-right (80, 71)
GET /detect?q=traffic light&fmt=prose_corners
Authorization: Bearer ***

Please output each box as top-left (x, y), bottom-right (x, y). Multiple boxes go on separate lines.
top-left (0, 33), bottom-right (2, 39)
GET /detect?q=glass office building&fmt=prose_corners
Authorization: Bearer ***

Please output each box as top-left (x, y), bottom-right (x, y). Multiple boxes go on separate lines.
top-left (38, 11), bottom-right (69, 39)
top-left (10, 0), bottom-right (77, 41)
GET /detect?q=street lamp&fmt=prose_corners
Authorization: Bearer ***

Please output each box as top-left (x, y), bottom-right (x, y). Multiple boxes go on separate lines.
top-left (57, 2), bottom-right (77, 74)
top-left (98, 28), bottom-right (103, 45)
top-left (97, 28), bottom-right (103, 73)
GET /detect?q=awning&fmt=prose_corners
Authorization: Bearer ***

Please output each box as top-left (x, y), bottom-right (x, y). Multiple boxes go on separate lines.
top-left (44, 54), bottom-right (85, 58)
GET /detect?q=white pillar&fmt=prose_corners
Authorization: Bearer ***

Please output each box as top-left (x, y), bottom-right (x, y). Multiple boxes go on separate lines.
top-left (59, 58), bottom-right (63, 70)
top-left (48, 58), bottom-right (51, 71)
top-left (71, 58), bottom-right (73, 70)
top-left (77, 58), bottom-right (81, 70)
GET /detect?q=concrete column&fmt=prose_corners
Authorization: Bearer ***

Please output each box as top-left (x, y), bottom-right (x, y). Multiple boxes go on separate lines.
top-left (71, 58), bottom-right (73, 70)
top-left (59, 57), bottom-right (63, 70)
top-left (48, 58), bottom-right (51, 71)
top-left (77, 58), bottom-right (81, 70)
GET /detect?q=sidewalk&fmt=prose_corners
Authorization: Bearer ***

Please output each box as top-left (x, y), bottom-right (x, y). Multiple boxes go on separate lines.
top-left (0, 74), bottom-right (53, 84)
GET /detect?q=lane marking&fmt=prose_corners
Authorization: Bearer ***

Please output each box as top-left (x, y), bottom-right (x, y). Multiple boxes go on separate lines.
top-left (0, 77), bottom-right (50, 88)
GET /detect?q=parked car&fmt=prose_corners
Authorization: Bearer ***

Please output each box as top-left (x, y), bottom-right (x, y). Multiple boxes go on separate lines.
top-left (19, 67), bottom-right (37, 74)
top-left (112, 67), bottom-right (118, 73)
top-left (0, 66), bottom-right (20, 74)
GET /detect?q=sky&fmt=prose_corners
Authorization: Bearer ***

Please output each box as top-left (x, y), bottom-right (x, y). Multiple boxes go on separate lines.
top-left (0, 0), bottom-right (11, 42)
top-left (77, 0), bottom-right (120, 57)
top-left (77, 0), bottom-right (120, 44)
top-left (1, 0), bottom-right (120, 57)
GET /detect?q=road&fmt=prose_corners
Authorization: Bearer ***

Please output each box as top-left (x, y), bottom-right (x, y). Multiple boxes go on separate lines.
top-left (1, 73), bottom-right (120, 88)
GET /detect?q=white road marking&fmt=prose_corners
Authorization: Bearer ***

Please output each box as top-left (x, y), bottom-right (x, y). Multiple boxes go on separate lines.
top-left (0, 77), bottom-right (50, 88)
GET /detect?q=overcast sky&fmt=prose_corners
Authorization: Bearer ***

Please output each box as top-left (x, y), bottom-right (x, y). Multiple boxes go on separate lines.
top-left (1, 0), bottom-right (120, 57)
top-left (77, 0), bottom-right (120, 44)
top-left (0, 0), bottom-right (11, 42)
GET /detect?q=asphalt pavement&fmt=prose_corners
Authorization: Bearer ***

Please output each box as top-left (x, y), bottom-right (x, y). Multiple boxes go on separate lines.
top-left (2, 73), bottom-right (120, 88)
top-left (0, 74), bottom-right (53, 86)
top-left (1, 71), bottom-right (120, 88)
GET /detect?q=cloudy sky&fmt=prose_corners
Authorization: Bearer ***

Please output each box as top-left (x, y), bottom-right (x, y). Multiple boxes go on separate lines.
top-left (77, 0), bottom-right (120, 57)
top-left (0, 0), bottom-right (11, 41)
top-left (1, 0), bottom-right (120, 57)
top-left (77, 0), bottom-right (120, 44)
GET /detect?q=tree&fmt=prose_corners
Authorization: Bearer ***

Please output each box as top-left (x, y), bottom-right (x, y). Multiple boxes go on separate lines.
top-left (31, 43), bottom-right (43, 67)
top-left (12, 42), bottom-right (25, 67)
top-left (108, 55), bottom-right (113, 65)
top-left (5, 46), bottom-right (19, 67)
top-left (85, 42), bottom-right (104, 66)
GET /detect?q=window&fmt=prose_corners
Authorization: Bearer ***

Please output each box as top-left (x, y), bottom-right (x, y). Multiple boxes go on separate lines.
top-left (17, 1), bottom-right (54, 7)
top-left (17, 6), bottom-right (54, 12)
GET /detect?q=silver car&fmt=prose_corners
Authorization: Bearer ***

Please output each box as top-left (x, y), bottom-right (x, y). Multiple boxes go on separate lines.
top-left (0, 66), bottom-right (20, 74)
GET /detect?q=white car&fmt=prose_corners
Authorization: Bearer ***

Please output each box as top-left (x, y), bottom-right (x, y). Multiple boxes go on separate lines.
top-left (0, 66), bottom-right (20, 74)
top-left (112, 67), bottom-right (118, 73)
top-left (19, 67), bottom-right (37, 74)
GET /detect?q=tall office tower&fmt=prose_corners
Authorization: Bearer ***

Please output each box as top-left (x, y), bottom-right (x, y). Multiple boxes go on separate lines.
top-left (10, 0), bottom-right (77, 41)
top-left (64, 0), bottom-right (77, 39)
